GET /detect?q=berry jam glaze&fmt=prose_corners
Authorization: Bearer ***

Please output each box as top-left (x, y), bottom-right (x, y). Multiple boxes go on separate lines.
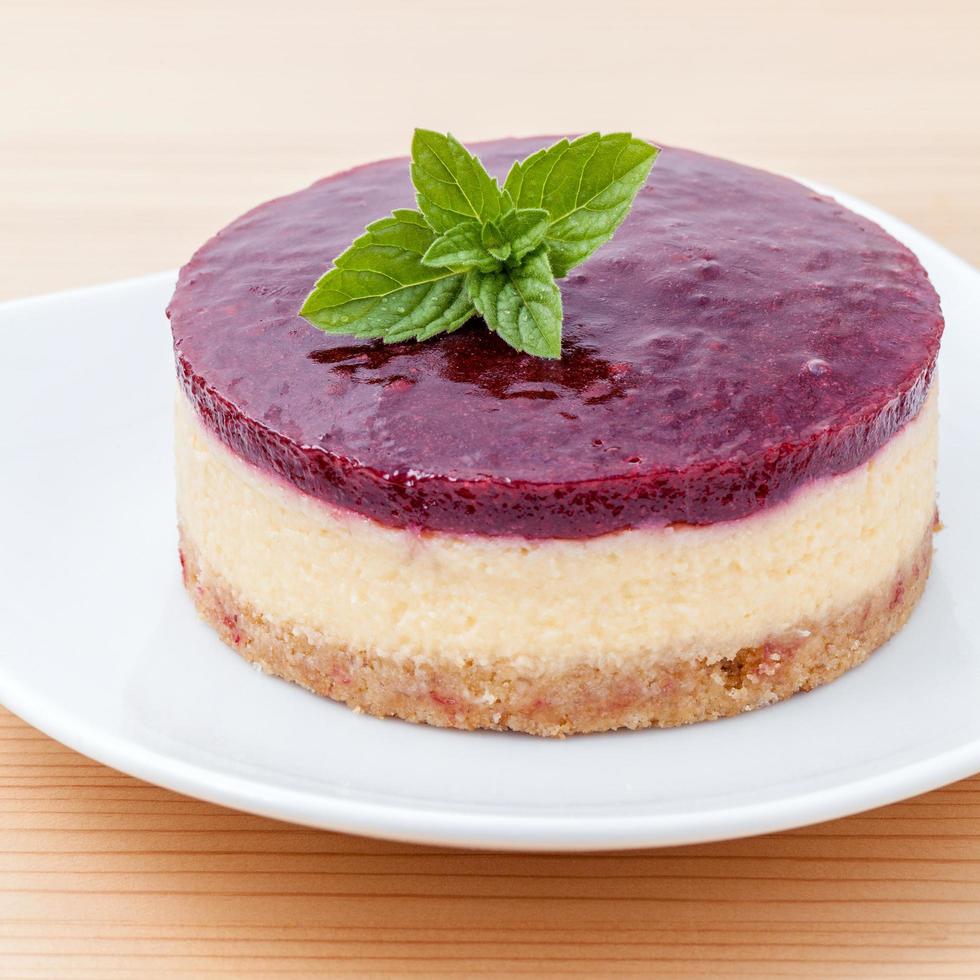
top-left (169, 138), bottom-right (943, 539)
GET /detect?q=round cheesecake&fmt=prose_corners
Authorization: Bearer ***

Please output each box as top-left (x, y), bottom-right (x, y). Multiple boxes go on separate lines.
top-left (169, 138), bottom-right (943, 736)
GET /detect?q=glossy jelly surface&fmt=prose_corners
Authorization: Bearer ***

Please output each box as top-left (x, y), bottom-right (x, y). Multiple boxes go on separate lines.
top-left (170, 139), bottom-right (943, 538)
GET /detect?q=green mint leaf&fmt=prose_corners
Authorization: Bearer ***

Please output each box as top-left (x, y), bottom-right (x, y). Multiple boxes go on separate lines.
top-left (411, 129), bottom-right (503, 233)
top-left (299, 209), bottom-right (474, 343)
top-left (299, 131), bottom-right (659, 359)
top-left (466, 247), bottom-right (563, 359)
top-left (421, 208), bottom-right (551, 273)
top-left (481, 221), bottom-right (511, 262)
top-left (503, 133), bottom-right (658, 277)
top-left (497, 208), bottom-right (549, 263)
top-left (421, 220), bottom-right (501, 273)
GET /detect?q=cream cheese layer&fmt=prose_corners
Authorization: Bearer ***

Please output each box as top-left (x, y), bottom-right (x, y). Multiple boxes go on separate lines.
top-left (175, 388), bottom-right (938, 670)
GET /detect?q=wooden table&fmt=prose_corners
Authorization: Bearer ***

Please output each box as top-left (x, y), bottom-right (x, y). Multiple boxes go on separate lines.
top-left (2, 1), bottom-right (978, 975)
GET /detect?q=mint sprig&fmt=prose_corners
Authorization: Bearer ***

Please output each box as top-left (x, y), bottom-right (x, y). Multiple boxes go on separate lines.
top-left (300, 131), bottom-right (659, 359)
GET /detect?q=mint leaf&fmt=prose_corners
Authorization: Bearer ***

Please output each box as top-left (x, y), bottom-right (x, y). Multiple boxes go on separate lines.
top-left (498, 208), bottom-right (549, 263)
top-left (466, 247), bottom-right (563, 359)
top-left (421, 207), bottom-right (553, 276)
top-left (504, 133), bottom-right (658, 277)
top-left (480, 220), bottom-right (510, 262)
top-left (299, 209), bottom-right (474, 343)
top-left (411, 129), bottom-right (503, 233)
top-left (421, 220), bottom-right (500, 273)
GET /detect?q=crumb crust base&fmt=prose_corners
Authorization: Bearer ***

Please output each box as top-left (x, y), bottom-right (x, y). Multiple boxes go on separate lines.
top-left (179, 530), bottom-right (933, 737)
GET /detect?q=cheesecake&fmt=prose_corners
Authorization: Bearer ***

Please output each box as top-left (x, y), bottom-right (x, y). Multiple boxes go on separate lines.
top-left (168, 137), bottom-right (943, 736)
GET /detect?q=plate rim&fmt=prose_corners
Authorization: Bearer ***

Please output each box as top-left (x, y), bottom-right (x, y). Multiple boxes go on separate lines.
top-left (4, 660), bottom-right (980, 851)
top-left (3, 186), bottom-right (980, 852)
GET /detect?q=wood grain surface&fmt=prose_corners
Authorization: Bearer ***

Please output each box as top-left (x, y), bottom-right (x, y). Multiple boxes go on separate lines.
top-left (2, 0), bottom-right (979, 976)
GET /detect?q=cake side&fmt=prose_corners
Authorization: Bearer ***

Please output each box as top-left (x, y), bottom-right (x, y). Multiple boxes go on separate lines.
top-left (175, 386), bottom-right (938, 669)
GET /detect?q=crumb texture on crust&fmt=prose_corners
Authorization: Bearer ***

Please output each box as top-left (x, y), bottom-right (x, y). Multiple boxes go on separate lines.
top-left (180, 530), bottom-right (933, 737)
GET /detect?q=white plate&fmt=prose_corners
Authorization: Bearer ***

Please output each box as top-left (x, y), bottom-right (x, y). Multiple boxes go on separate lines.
top-left (1, 187), bottom-right (979, 852)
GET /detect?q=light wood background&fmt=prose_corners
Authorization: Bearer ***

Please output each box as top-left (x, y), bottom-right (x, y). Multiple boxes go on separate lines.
top-left (2, 0), bottom-right (979, 976)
